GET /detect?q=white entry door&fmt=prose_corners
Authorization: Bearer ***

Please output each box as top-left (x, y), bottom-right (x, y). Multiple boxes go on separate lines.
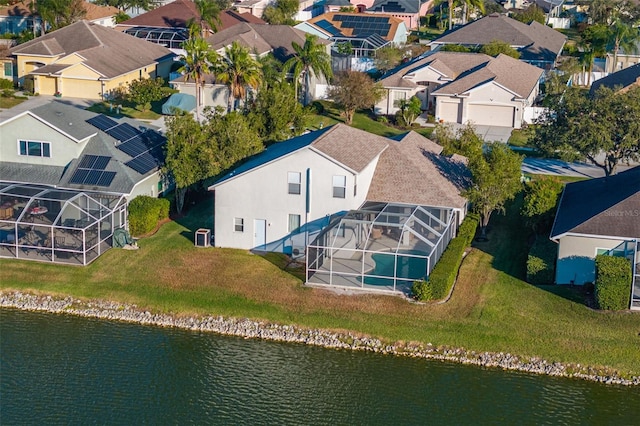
top-left (254, 219), bottom-right (266, 248)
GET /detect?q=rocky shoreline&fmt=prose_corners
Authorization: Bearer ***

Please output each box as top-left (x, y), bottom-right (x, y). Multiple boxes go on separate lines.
top-left (2, 291), bottom-right (638, 386)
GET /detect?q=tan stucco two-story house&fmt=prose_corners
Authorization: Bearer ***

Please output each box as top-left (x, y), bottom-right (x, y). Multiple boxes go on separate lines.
top-left (376, 51), bottom-right (543, 128)
top-left (10, 20), bottom-right (175, 99)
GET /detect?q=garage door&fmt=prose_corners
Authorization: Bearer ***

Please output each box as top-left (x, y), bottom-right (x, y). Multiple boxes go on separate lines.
top-left (439, 101), bottom-right (461, 123)
top-left (468, 104), bottom-right (514, 127)
top-left (62, 79), bottom-right (102, 100)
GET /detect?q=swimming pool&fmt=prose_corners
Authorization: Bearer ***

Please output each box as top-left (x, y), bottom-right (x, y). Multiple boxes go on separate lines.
top-left (361, 250), bottom-right (428, 287)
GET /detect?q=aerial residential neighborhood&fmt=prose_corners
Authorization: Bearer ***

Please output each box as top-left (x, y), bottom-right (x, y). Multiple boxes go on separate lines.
top-left (0, 0), bottom-right (639, 414)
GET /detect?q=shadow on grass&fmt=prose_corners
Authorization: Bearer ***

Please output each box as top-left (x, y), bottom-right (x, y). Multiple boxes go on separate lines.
top-left (471, 194), bottom-right (529, 281)
top-left (471, 193), bottom-right (595, 307)
top-left (173, 190), bottom-right (214, 244)
top-left (258, 252), bottom-right (306, 282)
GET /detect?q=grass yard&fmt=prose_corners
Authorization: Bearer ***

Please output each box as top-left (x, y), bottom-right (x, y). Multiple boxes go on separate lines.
top-left (1, 191), bottom-right (638, 377)
top-left (0, 95), bottom-right (28, 109)
top-left (309, 101), bottom-right (433, 138)
top-left (86, 99), bottom-right (165, 121)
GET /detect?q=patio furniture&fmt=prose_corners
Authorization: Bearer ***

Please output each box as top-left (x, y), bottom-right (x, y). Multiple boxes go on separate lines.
top-left (55, 236), bottom-right (66, 248)
top-left (0, 207), bottom-right (12, 220)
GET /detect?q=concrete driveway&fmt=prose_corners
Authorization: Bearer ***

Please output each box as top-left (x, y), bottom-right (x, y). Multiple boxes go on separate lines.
top-left (435, 122), bottom-right (514, 143)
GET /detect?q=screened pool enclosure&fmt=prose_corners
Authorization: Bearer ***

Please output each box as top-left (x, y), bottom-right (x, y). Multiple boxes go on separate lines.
top-left (0, 183), bottom-right (127, 265)
top-left (306, 202), bottom-right (457, 294)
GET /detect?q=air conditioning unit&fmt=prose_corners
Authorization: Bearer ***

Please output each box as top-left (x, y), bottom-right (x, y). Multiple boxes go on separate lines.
top-left (195, 228), bottom-right (211, 247)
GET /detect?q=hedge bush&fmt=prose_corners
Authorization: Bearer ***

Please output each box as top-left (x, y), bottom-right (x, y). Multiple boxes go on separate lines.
top-left (413, 214), bottom-right (479, 301)
top-left (594, 255), bottom-right (632, 310)
top-left (128, 196), bottom-right (170, 237)
top-left (526, 237), bottom-right (556, 285)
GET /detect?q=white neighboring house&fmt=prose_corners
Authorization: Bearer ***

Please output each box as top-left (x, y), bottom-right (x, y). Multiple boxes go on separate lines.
top-left (550, 167), bottom-right (640, 309)
top-left (0, 101), bottom-right (169, 200)
top-left (209, 124), bottom-right (470, 253)
top-left (376, 51), bottom-right (543, 129)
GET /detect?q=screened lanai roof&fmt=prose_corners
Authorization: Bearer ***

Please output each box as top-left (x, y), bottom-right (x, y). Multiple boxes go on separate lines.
top-left (332, 34), bottom-right (390, 56)
top-left (0, 182), bottom-right (125, 229)
top-left (306, 202), bottom-right (457, 294)
top-left (319, 202), bottom-right (454, 257)
top-left (123, 26), bottom-right (188, 49)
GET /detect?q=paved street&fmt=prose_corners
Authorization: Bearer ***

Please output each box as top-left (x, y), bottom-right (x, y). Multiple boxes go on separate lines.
top-left (522, 157), bottom-right (637, 178)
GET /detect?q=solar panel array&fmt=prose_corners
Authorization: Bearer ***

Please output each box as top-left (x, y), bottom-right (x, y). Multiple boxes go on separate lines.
top-left (334, 15), bottom-right (391, 37)
top-left (85, 114), bottom-right (166, 176)
top-left (69, 155), bottom-right (116, 187)
top-left (316, 19), bottom-right (342, 36)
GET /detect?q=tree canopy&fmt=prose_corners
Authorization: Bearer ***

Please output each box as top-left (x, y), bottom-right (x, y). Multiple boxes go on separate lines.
top-left (126, 77), bottom-right (165, 112)
top-left (217, 41), bottom-right (262, 111)
top-left (327, 71), bottom-right (384, 124)
top-left (283, 34), bottom-right (332, 106)
top-left (262, 0), bottom-right (298, 25)
top-left (510, 4), bottom-right (546, 25)
top-left (532, 86), bottom-right (640, 176)
top-left (521, 177), bottom-right (564, 234)
top-left (179, 36), bottom-right (219, 120)
top-left (248, 81), bottom-right (308, 143)
top-left (479, 40), bottom-right (520, 58)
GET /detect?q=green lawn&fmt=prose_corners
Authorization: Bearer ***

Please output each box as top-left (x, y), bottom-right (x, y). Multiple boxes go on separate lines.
top-left (309, 101), bottom-right (433, 138)
top-left (0, 95), bottom-right (28, 109)
top-left (86, 99), bottom-right (165, 121)
top-left (1, 192), bottom-right (638, 377)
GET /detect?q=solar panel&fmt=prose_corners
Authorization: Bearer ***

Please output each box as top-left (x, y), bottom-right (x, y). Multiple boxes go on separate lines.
top-left (77, 154), bottom-right (111, 170)
top-left (117, 135), bottom-right (148, 157)
top-left (86, 115), bottom-right (118, 132)
top-left (316, 19), bottom-right (342, 36)
top-left (69, 168), bottom-right (90, 184)
top-left (125, 153), bottom-right (160, 175)
top-left (96, 171), bottom-right (116, 187)
top-left (93, 155), bottom-right (110, 170)
top-left (85, 169), bottom-right (102, 185)
top-left (106, 123), bottom-right (141, 142)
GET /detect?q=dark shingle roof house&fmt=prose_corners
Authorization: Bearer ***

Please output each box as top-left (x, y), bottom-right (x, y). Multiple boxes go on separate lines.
top-left (431, 13), bottom-right (566, 67)
top-left (205, 23), bottom-right (330, 62)
top-left (590, 63), bottom-right (640, 94)
top-left (0, 101), bottom-right (166, 195)
top-left (551, 167), bottom-right (640, 241)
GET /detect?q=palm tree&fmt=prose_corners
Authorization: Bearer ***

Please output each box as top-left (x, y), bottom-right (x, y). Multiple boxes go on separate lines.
top-left (283, 34), bottom-right (333, 106)
top-left (609, 21), bottom-right (640, 72)
top-left (579, 24), bottom-right (609, 86)
top-left (460, 0), bottom-right (484, 25)
top-left (217, 41), bottom-right (263, 111)
top-left (179, 37), bottom-right (219, 121)
top-left (187, 0), bottom-right (222, 39)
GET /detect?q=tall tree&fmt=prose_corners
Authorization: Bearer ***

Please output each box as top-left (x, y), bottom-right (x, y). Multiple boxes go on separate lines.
top-left (248, 80), bottom-right (308, 142)
top-left (578, 24), bottom-right (609, 86)
top-left (163, 112), bottom-right (219, 213)
top-left (217, 41), bottom-right (262, 112)
top-left (374, 46), bottom-right (403, 73)
top-left (262, 0), bottom-right (298, 25)
top-left (460, 0), bottom-right (484, 25)
top-left (608, 20), bottom-right (640, 72)
top-left (532, 86), bottom-right (640, 176)
top-left (187, 0), bottom-right (222, 38)
top-left (521, 176), bottom-right (564, 234)
top-left (465, 143), bottom-right (523, 239)
top-left (511, 4), bottom-right (546, 25)
top-left (179, 37), bottom-right (219, 121)
top-left (326, 71), bottom-right (384, 125)
top-left (283, 34), bottom-right (332, 106)
top-left (205, 109), bottom-right (264, 169)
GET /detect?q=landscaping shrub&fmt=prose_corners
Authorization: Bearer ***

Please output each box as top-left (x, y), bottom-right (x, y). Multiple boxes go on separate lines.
top-left (412, 279), bottom-right (433, 301)
top-left (414, 214), bottom-right (479, 301)
top-left (0, 79), bottom-right (13, 90)
top-left (128, 196), bottom-right (171, 237)
top-left (594, 255), bottom-right (632, 310)
top-left (526, 237), bottom-right (556, 285)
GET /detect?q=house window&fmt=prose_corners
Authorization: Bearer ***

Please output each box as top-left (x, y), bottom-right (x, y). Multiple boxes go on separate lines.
top-left (19, 140), bottom-right (50, 157)
top-left (333, 175), bottom-right (346, 198)
top-left (3, 62), bottom-right (12, 77)
top-left (393, 91), bottom-right (406, 103)
top-left (288, 214), bottom-right (300, 233)
top-left (234, 217), bottom-right (244, 232)
top-left (288, 172), bottom-right (301, 194)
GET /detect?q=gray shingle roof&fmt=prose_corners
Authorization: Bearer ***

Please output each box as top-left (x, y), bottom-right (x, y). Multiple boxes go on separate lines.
top-left (367, 131), bottom-right (470, 208)
top-left (590, 63), bottom-right (640, 94)
top-left (378, 51), bottom-right (491, 88)
top-left (310, 124), bottom-right (389, 172)
top-left (368, 0), bottom-right (426, 14)
top-left (0, 101), bottom-right (164, 195)
top-left (206, 23), bottom-right (330, 62)
top-left (431, 53), bottom-right (543, 98)
top-left (11, 21), bottom-right (174, 79)
top-left (433, 14), bottom-right (566, 63)
top-left (550, 166), bottom-right (640, 239)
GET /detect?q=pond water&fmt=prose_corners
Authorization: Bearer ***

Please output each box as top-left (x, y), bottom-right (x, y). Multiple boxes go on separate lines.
top-left (1, 308), bottom-right (639, 424)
